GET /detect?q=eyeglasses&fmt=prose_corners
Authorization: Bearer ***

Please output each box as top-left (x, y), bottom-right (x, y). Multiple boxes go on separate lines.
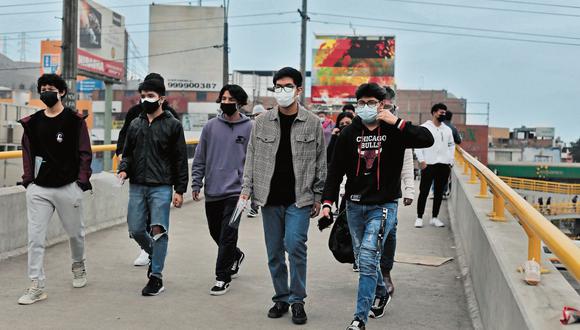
top-left (273, 85), bottom-right (296, 93)
top-left (356, 100), bottom-right (379, 108)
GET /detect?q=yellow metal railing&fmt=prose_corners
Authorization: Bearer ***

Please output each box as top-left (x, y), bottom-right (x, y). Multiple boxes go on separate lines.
top-left (531, 202), bottom-right (580, 216)
top-left (499, 176), bottom-right (580, 195)
top-left (455, 146), bottom-right (580, 281)
top-left (0, 139), bottom-right (199, 172)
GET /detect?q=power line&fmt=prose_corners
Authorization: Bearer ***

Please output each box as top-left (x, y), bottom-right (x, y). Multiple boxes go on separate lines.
top-left (310, 20), bottom-right (580, 47)
top-left (0, 11), bottom-right (295, 36)
top-left (0, 44), bottom-right (224, 71)
top-left (0, 1), bottom-right (199, 16)
top-left (0, 1), bottom-right (60, 8)
top-left (484, 0), bottom-right (580, 10)
top-left (311, 12), bottom-right (580, 41)
top-left (382, 0), bottom-right (580, 18)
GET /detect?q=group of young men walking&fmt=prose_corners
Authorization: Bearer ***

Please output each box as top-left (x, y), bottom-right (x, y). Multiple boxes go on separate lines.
top-left (17, 68), bottom-right (460, 330)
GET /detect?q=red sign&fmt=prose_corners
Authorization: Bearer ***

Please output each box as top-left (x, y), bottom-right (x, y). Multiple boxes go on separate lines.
top-left (77, 49), bottom-right (124, 80)
top-left (456, 124), bottom-right (489, 165)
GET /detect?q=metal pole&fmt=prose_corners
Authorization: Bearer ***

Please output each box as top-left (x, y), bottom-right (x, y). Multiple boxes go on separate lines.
top-left (223, 1), bottom-right (229, 85)
top-left (61, 0), bottom-right (78, 111)
top-left (299, 0), bottom-right (307, 105)
top-left (103, 82), bottom-right (113, 171)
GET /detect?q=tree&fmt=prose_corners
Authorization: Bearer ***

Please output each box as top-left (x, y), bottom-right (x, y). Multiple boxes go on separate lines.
top-left (571, 138), bottom-right (580, 162)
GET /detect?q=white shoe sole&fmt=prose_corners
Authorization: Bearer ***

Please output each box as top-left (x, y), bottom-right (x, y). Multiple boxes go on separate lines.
top-left (18, 293), bottom-right (48, 305)
top-left (415, 223), bottom-right (423, 228)
top-left (73, 280), bottom-right (87, 288)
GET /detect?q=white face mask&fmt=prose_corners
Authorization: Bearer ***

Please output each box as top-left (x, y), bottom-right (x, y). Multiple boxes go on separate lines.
top-left (275, 88), bottom-right (296, 108)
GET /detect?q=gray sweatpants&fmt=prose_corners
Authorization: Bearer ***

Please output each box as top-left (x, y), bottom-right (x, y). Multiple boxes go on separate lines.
top-left (25, 182), bottom-right (85, 285)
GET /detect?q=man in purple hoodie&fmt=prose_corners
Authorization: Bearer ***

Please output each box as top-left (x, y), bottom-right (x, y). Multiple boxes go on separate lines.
top-left (191, 84), bottom-right (253, 296)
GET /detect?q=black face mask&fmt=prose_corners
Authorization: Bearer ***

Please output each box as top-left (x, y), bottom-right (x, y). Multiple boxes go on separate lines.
top-left (40, 91), bottom-right (59, 108)
top-left (220, 103), bottom-right (238, 116)
top-left (141, 99), bottom-right (160, 114)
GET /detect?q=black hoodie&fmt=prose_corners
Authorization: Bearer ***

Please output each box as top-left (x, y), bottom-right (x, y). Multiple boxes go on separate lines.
top-left (322, 116), bottom-right (434, 205)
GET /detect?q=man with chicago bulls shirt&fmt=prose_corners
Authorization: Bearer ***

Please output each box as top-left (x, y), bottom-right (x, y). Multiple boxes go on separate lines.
top-left (321, 83), bottom-right (433, 330)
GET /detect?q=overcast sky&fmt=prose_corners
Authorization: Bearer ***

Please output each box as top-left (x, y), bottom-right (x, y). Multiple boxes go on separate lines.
top-left (0, 0), bottom-right (579, 142)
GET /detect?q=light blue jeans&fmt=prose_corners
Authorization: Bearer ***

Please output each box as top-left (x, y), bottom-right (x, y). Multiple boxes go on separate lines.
top-left (127, 184), bottom-right (172, 278)
top-left (261, 204), bottom-right (311, 304)
top-left (347, 201), bottom-right (398, 323)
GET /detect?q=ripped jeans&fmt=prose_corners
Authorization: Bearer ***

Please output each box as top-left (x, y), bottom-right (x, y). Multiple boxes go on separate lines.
top-left (127, 184), bottom-right (172, 278)
top-left (346, 201), bottom-right (398, 323)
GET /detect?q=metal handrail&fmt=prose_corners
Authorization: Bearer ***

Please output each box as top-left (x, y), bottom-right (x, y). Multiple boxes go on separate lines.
top-left (455, 146), bottom-right (580, 280)
top-left (499, 176), bottom-right (580, 195)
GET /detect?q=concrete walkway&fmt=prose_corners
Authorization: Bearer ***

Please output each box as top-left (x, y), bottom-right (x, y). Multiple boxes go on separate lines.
top-left (0, 191), bottom-right (473, 330)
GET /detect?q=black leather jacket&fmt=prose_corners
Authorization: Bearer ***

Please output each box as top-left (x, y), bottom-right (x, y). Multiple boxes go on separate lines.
top-left (118, 110), bottom-right (189, 194)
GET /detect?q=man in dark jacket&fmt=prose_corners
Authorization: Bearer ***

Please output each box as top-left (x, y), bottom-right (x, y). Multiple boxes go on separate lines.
top-left (115, 73), bottom-right (179, 267)
top-left (118, 78), bottom-right (188, 296)
top-left (18, 74), bottom-right (92, 305)
top-left (442, 110), bottom-right (462, 145)
top-left (321, 83), bottom-right (434, 330)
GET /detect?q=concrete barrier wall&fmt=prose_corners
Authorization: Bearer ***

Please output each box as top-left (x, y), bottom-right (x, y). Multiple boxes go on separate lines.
top-left (448, 167), bottom-right (580, 330)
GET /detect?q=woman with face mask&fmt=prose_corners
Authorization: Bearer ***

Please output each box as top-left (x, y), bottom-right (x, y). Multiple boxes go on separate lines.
top-left (326, 111), bottom-right (355, 213)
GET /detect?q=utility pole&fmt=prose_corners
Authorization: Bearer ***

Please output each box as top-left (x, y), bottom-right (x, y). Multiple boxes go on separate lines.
top-left (222, 0), bottom-right (229, 85)
top-left (298, 0), bottom-right (308, 104)
top-left (61, 0), bottom-right (78, 111)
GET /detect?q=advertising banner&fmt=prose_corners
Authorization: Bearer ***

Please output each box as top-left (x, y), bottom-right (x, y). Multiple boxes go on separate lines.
top-left (312, 35), bottom-right (395, 105)
top-left (78, 0), bottom-right (126, 80)
top-left (40, 40), bottom-right (62, 75)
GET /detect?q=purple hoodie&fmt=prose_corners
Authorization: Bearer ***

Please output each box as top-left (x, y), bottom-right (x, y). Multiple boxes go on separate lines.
top-left (191, 113), bottom-right (253, 201)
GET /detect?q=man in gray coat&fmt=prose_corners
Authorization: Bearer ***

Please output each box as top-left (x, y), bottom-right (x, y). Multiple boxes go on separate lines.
top-left (240, 67), bottom-right (326, 325)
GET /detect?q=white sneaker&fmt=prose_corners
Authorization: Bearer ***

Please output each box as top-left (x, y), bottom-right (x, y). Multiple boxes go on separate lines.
top-left (134, 250), bottom-right (150, 266)
top-left (72, 261), bottom-right (87, 288)
top-left (18, 280), bottom-right (47, 305)
top-left (430, 217), bottom-right (445, 227)
top-left (414, 218), bottom-right (423, 228)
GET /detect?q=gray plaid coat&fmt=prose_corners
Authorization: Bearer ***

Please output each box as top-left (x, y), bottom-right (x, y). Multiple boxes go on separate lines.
top-left (241, 105), bottom-right (327, 208)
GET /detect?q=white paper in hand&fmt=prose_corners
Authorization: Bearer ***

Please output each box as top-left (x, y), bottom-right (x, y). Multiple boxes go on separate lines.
top-left (228, 198), bottom-right (248, 229)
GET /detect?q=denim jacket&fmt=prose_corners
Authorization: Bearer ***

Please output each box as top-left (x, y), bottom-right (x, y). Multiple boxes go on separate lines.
top-left (241, 105), bottom-right (327, 208)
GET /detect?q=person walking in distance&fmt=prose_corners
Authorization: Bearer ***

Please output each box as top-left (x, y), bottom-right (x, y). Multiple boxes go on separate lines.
top-left (117, 78), bottom-right (188, 296)
top-left (414, 103), bottom-right (455, 228)
top-left (18, 74), bottom-right (92, 305)
top-left (116, 73), bottom-right (180, 267)
top-left (240, 67), bottom-right (326, 325)
top-left (321, 83), bottom-right (433, 330)
top-left (191, 84), bottom-right (252, 295)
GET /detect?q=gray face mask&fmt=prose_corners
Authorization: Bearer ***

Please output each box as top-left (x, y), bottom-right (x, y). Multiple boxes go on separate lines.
top-left (356, 105), bottom-right (378, 124)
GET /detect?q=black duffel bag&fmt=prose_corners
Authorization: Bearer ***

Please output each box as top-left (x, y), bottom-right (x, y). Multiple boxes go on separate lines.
top-left (328, 210), bottom-right (355, 264)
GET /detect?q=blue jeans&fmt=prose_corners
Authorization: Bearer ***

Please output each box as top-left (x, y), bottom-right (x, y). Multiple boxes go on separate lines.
top-left (261, 204), bottom-right (311, 304)
top-left (347, 201), bottom-right (398, 323)
top-left (127, 184), bottom-right (172, 278)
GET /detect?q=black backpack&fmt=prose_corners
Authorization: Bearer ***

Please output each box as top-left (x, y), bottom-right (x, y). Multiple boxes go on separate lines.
top-left (328, 210), bottom-right (355, 264)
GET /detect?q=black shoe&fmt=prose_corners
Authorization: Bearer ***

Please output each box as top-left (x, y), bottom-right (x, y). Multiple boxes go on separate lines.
top-left (369, 294), bottom-right (391, 319)
top-left (147, 256), bottom-right (152, 278)
top-left (267, 302), bottom-right (289, 318)
top-left (209, 280), bottom-right (230, 296)
top-left (291, 303), bottom-right (308, 325)
top-left (352, 263), bottom-right (359, 272)
top-left (141, 276), bottom-right (164, 296)
top-left (346, 319), bottom-right (365, 330)
top-left (230, 251), bottom-right (245, 279)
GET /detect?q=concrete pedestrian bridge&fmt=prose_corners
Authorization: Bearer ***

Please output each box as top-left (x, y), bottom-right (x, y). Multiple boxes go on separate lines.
top-left (0, 147), bottom-right (578, 329)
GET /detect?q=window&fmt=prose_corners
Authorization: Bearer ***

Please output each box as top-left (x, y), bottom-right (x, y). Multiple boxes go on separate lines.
top-left (93, 113), bottom-right (105, 128)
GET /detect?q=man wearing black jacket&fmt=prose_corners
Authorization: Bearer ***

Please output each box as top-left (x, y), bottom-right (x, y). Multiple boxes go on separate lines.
top-left (118, 78), bottom-right (188, 296)
top-left (116, 73), bottom-right (179, 267)
top-left (321, 83), bottom-right (433, 330)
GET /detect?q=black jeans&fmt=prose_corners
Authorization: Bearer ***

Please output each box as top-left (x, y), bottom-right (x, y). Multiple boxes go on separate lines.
top-left (380, 224), bottom-right (397, 273)
top-left (417, 163), bottom-right (451, 218)
top-left (205, 197), bottom-right (243, 282)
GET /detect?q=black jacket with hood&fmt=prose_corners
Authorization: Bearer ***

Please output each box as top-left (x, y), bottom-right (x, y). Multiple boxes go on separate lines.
top-left (118, 110), bottom-right (189, 194)
top-left (322, 116), bottom-right (434, 205)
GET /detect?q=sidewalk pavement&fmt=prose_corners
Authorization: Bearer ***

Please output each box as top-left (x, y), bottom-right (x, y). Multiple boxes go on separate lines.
top-left (0, 191), bottom-right (472, 330)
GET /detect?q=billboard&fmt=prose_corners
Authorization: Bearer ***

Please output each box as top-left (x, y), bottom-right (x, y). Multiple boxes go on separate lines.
top-left (40, 40), bottom-right (62, 75)
top-left (78, 0), bottom-right (126, 80)
top-left (312, 35), bottom-right (395, 105)
top-left (149, 5), bottom-right (223, 92)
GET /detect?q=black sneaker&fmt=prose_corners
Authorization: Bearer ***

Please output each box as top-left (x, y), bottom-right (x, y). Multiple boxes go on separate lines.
top-left (147, 256), bottom-right (152, 278)
top-left (230, 251), bottom-right (245, 279)
top-left (369, 294), bottom-right (391, 319)
top-left (141, 276), bottom-right (164, 296)
top-left (209, 280), bottom-right (230, 296)
top-left (346, 319), bottom-right (365, 330)
top-left (352, 263), bottom-right (359, 272)
top-left (267, 302), bottom-right (289, 318)
top-left (291, 303), bottom-right (308, 325)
